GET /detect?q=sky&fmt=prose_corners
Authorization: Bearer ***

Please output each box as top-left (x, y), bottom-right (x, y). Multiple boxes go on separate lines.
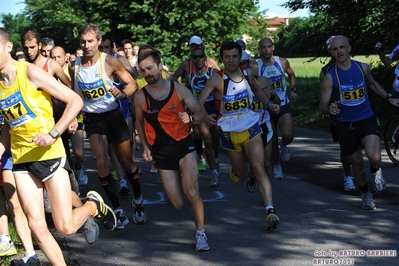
top-left (0, 0), bottom-right (310, 26)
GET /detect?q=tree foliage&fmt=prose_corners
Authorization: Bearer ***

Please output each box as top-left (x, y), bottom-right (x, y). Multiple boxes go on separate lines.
top-left (279, 0), bottom-right (399, 55)
top-left (1, 0), bottom-right (265, 70)
top-left (0, 13), bottom-right (33, 51)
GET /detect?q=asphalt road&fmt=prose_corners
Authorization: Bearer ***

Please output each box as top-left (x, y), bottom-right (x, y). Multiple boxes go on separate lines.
top-left (36, 125), bottom-right (398, 266)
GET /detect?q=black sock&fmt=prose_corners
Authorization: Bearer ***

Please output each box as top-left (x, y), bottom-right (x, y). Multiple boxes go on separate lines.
top-left (358, 183), bottom-right (369, 193)
top-left (99, 173), bottom-right (120, 209)
top-left (126, 168), bottom-right (141, 198)
top-left (193, 138), bottom-right (203, 156)
top-left (370, 166), bottom-right (380, 174)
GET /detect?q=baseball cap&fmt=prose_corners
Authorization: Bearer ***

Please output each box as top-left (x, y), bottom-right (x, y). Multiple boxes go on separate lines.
top-left (241, 50), bottom-right (250, 61)
top-left (326, 36), bottom-right (336, 49)
top-left (236, 39), bottom-right (246, 47)
top-left (189, 35), bottom-right (203, 45)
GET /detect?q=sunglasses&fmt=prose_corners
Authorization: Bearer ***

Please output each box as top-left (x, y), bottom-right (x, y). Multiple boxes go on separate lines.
top-left (240, 60), bottom-right (249, 65)
top-left (191, 54), bottom-right (205, 60)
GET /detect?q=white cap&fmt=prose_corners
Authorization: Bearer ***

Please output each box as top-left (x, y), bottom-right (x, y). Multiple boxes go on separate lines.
top-left (326, 36), bottom-right (336, 49)
top-left (189, 35), bottom-right (202, 45)
top-left (241, 50), bottom-right (250, 61)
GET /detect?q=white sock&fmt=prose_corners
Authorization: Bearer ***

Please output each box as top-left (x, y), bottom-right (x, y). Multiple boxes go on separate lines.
top-left (23, 251), bottom-right (37, 262)
top-left (133, 195), bottom-right (143, 204)
top-left (265, 206), bottom-right (274, 213)
top-left (196, 229), bottom-right (205, 236)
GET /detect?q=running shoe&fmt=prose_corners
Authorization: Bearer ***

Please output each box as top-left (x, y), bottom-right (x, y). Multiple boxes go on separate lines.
top-left (115, 209), bottom-right (130, 229)
top-left (132, 196), bottom-right (147, 224)
top-left (279, 139), bottom-right (290, 162)
top-left (361, 191), bottom-right (376, 210)
top-left (215, 160), bottom-right (220, 172)
top-left (77, 166), bottom-right (88, 186)
top-left (210, 171), bottom-right (220, 187)
top-left (112, 170), bottom-right (119, 181)
top-left (273, 164), bottom-right (283, 179)
top-left (83, 216), bottom-right (99, 244)
top-left (119, 179), bottom-right (130, 198)
top-left (10, 253), bottom-right (40, 266)
top-left (86, 191), bottom-right (117, 231)
top-left (266, 208), bottom-right (280, 229)
top-left (344, 176), bottom-right (356, 191)
top-left (245, 171), bottom-right (257, 193)
top-left (0, 240), bottom-right (17, 256)
top-left (198, 160), bottom-right (207, 172)
top-left (373, 168), bottom-right (386, 192)
top-left (69, 171), bottom-right (80, 196)
top-left (195, 232), bottom-right (210, 252)
top-left (230, 167), bottom-right (239, 182)
top-left (150, 163), bottom-right (158, 174)
top-left (43, 189), bottom-right (51, 213)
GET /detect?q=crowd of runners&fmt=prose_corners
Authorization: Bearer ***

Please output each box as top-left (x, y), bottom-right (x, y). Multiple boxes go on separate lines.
top-left (0, 22), bottom-right (398, 265)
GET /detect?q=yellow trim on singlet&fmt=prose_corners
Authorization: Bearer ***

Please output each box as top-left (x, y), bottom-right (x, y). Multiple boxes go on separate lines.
top-left (136, 70), bottom-right (168, 90)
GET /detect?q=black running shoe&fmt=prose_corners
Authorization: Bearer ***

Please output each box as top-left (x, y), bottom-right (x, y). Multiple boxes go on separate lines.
top-left (86, 191), bottom-right (117, 231)
top-left (245, 171), bottom-right (257, 193)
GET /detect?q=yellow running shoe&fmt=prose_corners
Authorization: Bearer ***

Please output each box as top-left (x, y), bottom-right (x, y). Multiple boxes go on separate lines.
top-left (230, 167), bottom-right (239, 182)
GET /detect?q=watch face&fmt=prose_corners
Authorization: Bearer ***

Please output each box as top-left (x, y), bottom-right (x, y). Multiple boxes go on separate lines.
top-left (50, 129), bottom-right (59, 138)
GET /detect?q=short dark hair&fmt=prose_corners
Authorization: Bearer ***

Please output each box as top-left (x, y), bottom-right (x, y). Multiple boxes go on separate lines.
top-left (121, 39), bottom-right (133, 47)
top-left (138, 49), bottom-right (161, 65)
top-left (0, 28), bottom-right (11, 45)
top-left (102, 35), bottom-right (114, 46)
top-left (220, 41), bottom-right (242, 60)
top-left (21, 29), bottom-right (41, 45)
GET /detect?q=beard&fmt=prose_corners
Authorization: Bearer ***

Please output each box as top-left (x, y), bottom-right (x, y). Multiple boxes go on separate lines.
top-left (27, 51), bottom-right (40, 63)
top-left (145, 75), bottom-right (157, 85)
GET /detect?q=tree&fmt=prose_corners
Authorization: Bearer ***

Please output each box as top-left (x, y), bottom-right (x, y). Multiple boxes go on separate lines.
top-left (18, 0), bottom-right (264, 70)
top-left (281, 0), bottom-right (399, 55)
top-left (0, 13), bottom-right (33, 51)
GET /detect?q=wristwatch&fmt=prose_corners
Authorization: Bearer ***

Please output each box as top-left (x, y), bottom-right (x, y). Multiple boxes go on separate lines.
top-left (49, 128), bottom-right (60, 139)
top-left (386, 93), bottom-right (393, 100)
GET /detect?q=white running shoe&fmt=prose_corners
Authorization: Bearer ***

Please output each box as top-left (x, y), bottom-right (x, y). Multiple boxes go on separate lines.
top-left (0, 239), bottom-right (17, 256)
top-left (115, 209), bottom-right (130, 229)
top-left (77, 166), bottom-right (88, 186)
top-left (150, 163), bottom-right (158, 174)
top-left (344, 176), bottom-right (356, 191)
top-left (279, 140), bottom-right (290, 162)
top-left (273, 164), bottom-right (283, 179)
top-left (132, 195), bottom-right (146, 224)
top-left (372, 168), bottom-right (386, 192)
top-left (210, 171), bottom-right (220, 187)
top-left (361, 191), bottom-right (376, 210)
top-left (119, 179), bottom-right (130, 198)
top-left (195, 232), bottom-right (210, 252)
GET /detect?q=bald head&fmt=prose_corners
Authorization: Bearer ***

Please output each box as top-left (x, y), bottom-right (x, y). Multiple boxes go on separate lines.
top-left (50, 46), bottom-right (67, 67)
top-left (329, 35), bottom-right (351, 64)
top-left (330, 35), bottom-right (350, 48)
top-left (258, 37), bottom-right (275, 60)
top-left (259, 37), bottom-right (274, 46)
